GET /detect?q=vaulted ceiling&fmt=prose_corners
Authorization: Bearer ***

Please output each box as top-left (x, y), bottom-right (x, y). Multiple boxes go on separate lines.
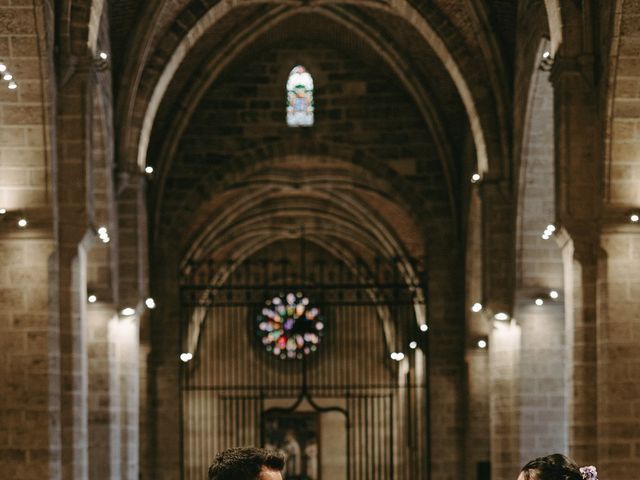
top-left (106, 0), bottom-right (519, 265)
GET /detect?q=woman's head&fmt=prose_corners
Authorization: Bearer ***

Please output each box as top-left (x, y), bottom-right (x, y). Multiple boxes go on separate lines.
top-left (518, 454), bottom-right (583, 480)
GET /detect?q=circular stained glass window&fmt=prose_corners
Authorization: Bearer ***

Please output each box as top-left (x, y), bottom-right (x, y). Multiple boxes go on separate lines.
top-left (256, 292), bottom-right (325, 359)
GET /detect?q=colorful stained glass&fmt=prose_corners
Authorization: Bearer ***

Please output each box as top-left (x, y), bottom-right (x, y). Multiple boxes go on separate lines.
top-left (256, 292), bottom-right (324, 359)
top-left (286, 65), bottom-right (314, 127)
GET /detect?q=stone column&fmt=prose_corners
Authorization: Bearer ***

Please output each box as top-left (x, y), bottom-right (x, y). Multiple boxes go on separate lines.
top-left (489, 321), bottom-right (521, 480)
top-left (0, 234), bottom-right (60, 480)
top-left (516, 290), bottom-right (567, 463)
top-left (87, 303), bottom-right (121, 480)
top-left (550, 54), bottom-right (599, 465)
top-left (57, 64), bottom-right (95, 480)
top-left (597, 226), bottom-right (640, 477)
top-left (0, 1), bottom-right (61, 477)
top-left (426, 236), bottom-right (466, 480)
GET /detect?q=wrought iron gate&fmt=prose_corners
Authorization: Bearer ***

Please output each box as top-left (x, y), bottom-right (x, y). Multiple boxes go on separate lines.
top-left (179, 253), bottom-right (430, 480)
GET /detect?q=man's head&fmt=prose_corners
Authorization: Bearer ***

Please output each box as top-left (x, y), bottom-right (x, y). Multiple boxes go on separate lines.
top-left (208, 447), bottom-right (285, 480)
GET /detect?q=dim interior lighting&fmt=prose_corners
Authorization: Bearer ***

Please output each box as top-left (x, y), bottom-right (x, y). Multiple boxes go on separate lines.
top-left (144, 166), bottom-right (154, 174)
top-left (99, 52), bottom-right (108, 60)
top-left (145, 297), bottom-right (156, 309)
top-left (8, 81), bottom-right (16, 90)
top-left (17, 218), bottom-right (27, 228)
top-left (542, 223), bottom-right (556, 240)
top-left (0, 63), bottom-right (5, 72)
top-left (409, 341), bottom-right (417, 350)
top-left (477, 339), bottom-right (487, 349)
top-left (121, 307), bottom-right (135, 316)
top-left (0, 208), bottom-right (6, 214)
top-left (494, 312), bottom-right (509, 321)
top-left (543, 51), bottom-right (550, 59)
top-left (180, 352), bottom-right (193, 363)
top-left (471, 302), bottom-right (483, 313)
top-left (631, 213), bottom-right (640, 223)
top-left (98, 226), bottom-right (110, 244)
top-left (549, 290), bottom-right (559, 299)
top-left (535, 298), bottom-right (544, 306)
top-left (471, 173), bottom-right (481, 183)
top-left (419, 324), bottom-right (429, 332)
top-left (88, 294), bottom-right (97, 303)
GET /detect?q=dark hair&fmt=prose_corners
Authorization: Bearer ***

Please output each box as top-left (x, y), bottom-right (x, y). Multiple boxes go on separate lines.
top-left (521, 454), bottom-right (582, 480)
top-left (208, 447), bottom-right (285, 480)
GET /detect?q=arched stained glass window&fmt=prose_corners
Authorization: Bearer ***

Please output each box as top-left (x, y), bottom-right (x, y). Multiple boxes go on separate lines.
top-left (286, 65), bottom-right (314, 127)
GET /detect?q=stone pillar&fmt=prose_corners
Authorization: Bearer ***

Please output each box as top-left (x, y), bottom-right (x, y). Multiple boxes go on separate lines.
top-left (115, 171), bottom-right (148, 480)
top-left (489, 321), bottom-right (521, 480)
top-left (117, 172), bottom-right (148, 310)
top-left (57, 65), bottom-right (94, 480)
top-left (0, 1), bottom-right (60, 477)
top-left (597, 227), bottom-right (640, 478)
top-left (0, 235), bottom-right (60, 480)
top-left (480, 181), bottom-right (515, 316)
top-left (550, 54), bottom-right (599, 465)
top-left (464, 349), bottom-right (490, 479)
top-left (148, 242), bottom-right (182, 480)
top-left (114, 315), bottom-right (140, 480)
top-left (516, 290), bottom-right (567, 463)
top-left (426, 238), bottom-right (465, 480)
top-left (87, 303), bottom-right (121, 480)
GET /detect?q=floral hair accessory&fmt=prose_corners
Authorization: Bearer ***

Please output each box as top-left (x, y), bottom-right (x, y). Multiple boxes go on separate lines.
top-left (580, 466), bottom-right (597, 480)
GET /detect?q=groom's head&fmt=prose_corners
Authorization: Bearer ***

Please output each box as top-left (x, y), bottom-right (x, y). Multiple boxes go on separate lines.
top-left (208, 447), bottom-right (285, 480)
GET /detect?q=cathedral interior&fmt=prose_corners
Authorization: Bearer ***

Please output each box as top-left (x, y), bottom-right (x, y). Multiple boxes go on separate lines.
top-left (0, 1), bottom-right (639, 479)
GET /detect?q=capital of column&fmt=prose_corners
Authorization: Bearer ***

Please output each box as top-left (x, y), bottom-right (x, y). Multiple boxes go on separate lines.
top-left (549, 54), bottom-right (595, 89)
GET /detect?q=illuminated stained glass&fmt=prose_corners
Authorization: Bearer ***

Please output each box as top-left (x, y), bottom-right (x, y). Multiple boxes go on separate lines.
top-left (286, 65), bottom-right (314, 127)
top-left (256, 292), bottom-right (324, 359)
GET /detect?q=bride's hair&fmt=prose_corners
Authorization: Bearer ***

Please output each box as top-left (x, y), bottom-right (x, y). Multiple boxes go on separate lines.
top-left (520, 454), bottom-right (582, 480)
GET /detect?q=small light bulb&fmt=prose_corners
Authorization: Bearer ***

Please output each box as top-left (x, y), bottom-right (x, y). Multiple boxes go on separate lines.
top-left (542, 233), bottom-right (550, 240)
top-left (121, 307), bottom-right (135, 316)
top-left (420, 324), bottom-right (429, 332)
top-left (98, 226), bottom-right (107, 235)
top-left (471, 173), bottom-right (481, 183)
top-left (0, 63), bottom-right (6, 72)
top-left (145, 297), bottom-right (156, 309)
top-left (8, 81), bottom-right (16, 90)
top-left (494, 312), bottom-right (509, 321)
top-left (99, 52), bottom-right (108, 60)
top-left (471, 302), bottom-right (483, 313)
top-left (101, 236), bottom-right (110, 244)
top-left (535, 298), bottom-right (544, 306)
top-left (0, 208), bottom-right (6, 214)
top-left (477, 339), bottom-right (487, 349)
top-left (549, 290), bottom-right (559, 299)
top-left (396, 352), bottom-right (405, 361)
top-left (409, 341), bottom-right (417, 349)
top-left (180, 352), bottom-right (193, 363)
top-left (543, 51), bottom-right (550, 59)
top-left (390, 352), bottom-right (397, 360)
top-left (3, 73), bottom-right (12, 81)
top-left (17, 218), bottom-right (27, 228)
top-left (631, 214), bottom-right (639, 223)
top-left (88, 294), bottom-right (97, 303)
top-left (144, 166), bottom-right (153, 174)
top-left (546, 224), bottom-right (556, 232)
